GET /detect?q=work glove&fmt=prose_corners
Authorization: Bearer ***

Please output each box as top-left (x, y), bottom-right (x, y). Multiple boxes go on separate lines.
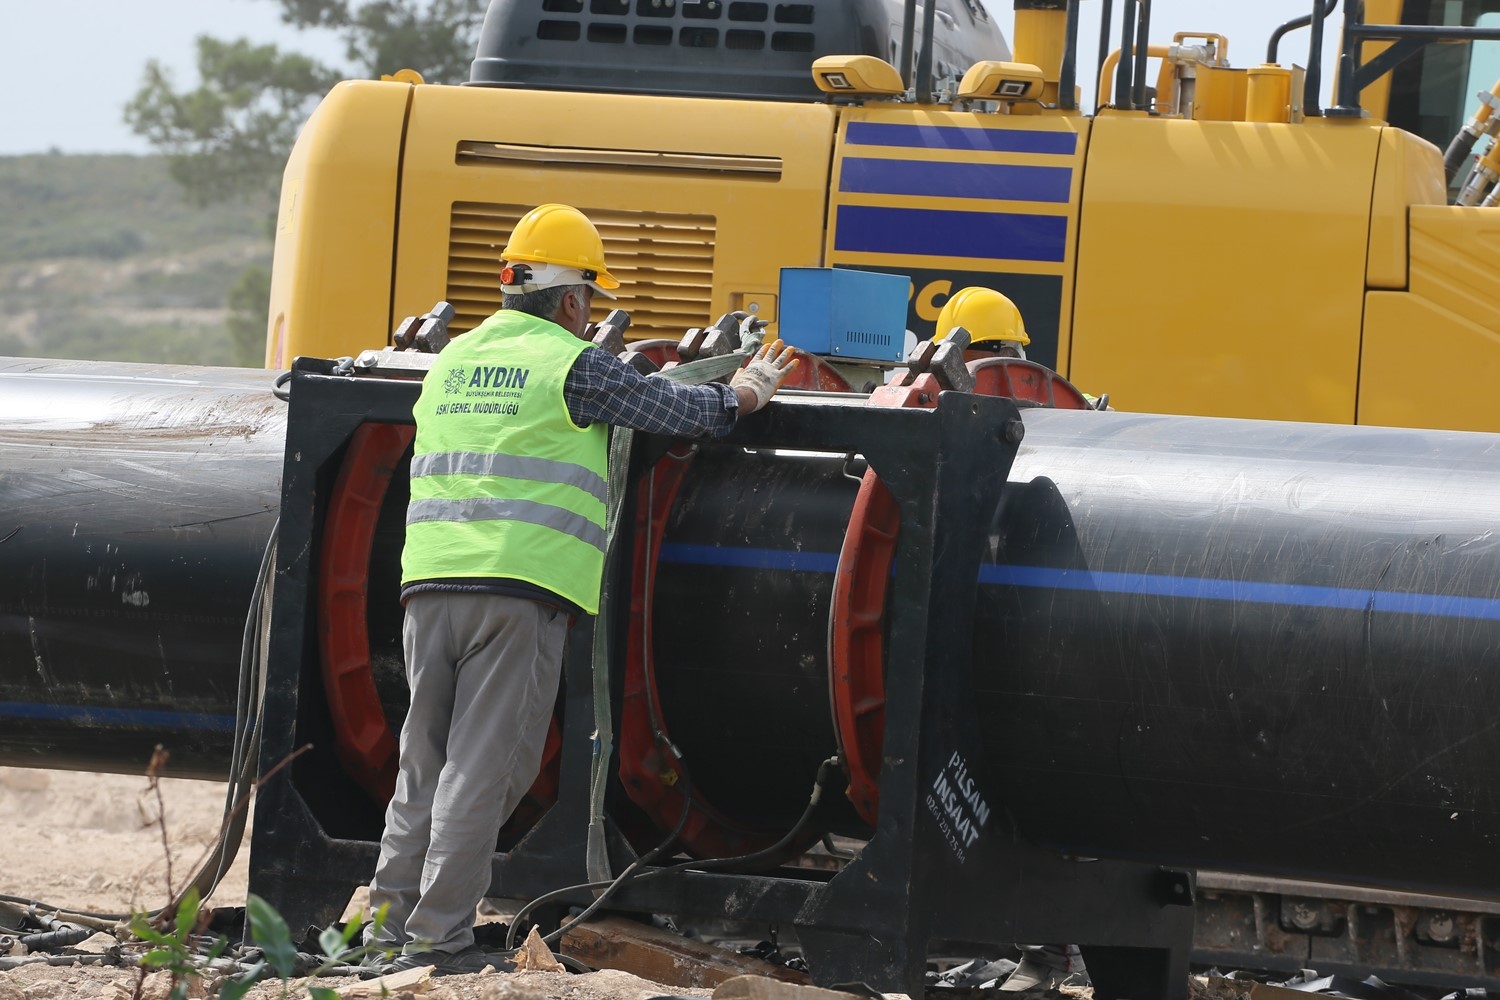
top-left (729, 338), bottom-right (799, 413)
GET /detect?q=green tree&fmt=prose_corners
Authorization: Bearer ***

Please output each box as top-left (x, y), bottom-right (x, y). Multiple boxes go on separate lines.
top-left (281, 0), bottom-right (490, 84)
top-left (127, 0), bottom-right (487, 207)
top-left (126, 38), bottom-right (341, 208)
top-left (125, 0), bottom-right (487, 364)
top-left (227, 264), bottom-right (274, 367)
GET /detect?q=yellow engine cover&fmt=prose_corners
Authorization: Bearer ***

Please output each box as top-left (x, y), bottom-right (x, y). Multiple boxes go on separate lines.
top-left (1070, 116), bottom-right (1384, 424)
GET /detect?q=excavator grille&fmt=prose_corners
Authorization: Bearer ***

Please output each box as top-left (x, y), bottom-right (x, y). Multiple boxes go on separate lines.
top-left (446, 202), bottom-right (717, 339)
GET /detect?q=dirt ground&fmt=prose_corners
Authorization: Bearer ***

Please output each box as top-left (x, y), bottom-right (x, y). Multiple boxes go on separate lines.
top-left (0, 767), bottom-right (251, 917)
top-left (0, 964), bottom-right (704, 1000)
top-left (0, 963), bottom-right (704, 1000)
top-left (0, 768), bottom-right (704, 1000)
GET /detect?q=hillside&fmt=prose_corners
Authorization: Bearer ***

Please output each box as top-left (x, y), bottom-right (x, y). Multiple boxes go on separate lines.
top-left (0, 153), bottom-right (273, 367)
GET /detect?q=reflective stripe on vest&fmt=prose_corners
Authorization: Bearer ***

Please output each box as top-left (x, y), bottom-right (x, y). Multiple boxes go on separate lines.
top-left (406, 497), bottom-right (607, 553)
top-left (409, 451), bottom-right (608, 506)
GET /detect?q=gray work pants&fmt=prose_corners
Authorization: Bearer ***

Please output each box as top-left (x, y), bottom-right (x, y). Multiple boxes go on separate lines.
top-left (367, 592), bottom-right (567, 955)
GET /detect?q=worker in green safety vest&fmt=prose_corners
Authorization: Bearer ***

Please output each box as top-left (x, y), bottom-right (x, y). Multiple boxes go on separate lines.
top-left (367, 204), bottom-right (798, 975)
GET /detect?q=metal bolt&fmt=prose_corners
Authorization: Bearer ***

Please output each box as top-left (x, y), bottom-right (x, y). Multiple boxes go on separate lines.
top-left (1289, 901), bottom-right (1320, 931)
top-left (1003, 418), bottom-right (1025, 444)
top-left (1424, 911), bottom-right (1455, 943)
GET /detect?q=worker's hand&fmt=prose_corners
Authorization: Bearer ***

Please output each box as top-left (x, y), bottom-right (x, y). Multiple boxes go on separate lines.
top-left (729, 339), bottom-right (798, 414)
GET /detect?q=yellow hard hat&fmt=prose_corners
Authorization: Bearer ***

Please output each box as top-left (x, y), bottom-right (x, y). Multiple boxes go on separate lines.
top-left (500, 204), bottom-right (620, 291)
top-left (934, 287), bottom-right (1030, 347)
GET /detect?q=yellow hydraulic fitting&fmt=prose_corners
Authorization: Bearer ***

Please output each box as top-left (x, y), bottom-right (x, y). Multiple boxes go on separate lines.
top-left (1459, 134), bottom-right (1500, 206)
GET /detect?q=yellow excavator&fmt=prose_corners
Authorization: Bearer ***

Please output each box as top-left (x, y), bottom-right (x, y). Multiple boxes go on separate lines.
top-left (161, 1), bottom-right (1500, 988)
top-left (264, 0), bottom-right (1500, 430)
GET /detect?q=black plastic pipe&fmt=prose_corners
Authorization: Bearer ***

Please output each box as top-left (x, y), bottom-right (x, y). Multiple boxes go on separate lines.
top-left (0, 359), bottom-right (284, 778)
top-left (12, 360), bottom-right (1500, 901)
top-left (650, 410), bottom-right (1500, 897)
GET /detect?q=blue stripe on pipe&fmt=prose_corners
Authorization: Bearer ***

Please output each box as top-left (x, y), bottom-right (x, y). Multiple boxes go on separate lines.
top-left (0, 701), bottom-right (238, 731)
top-left (845, 122), bottom-right (1078, 155)
top-left (658, 543), bottom-right (839, 573)
top-left (839, 158), bottom-right (1073, 203)
top-left (979, 564), bottom-right (1500, 623)
top-left (834, 205), bottom-right (1068, 262)
top-left (657, 545), bottom-right (1500, 623)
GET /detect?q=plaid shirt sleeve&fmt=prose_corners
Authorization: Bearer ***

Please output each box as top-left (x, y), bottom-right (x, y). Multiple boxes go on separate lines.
top-left (563, 345), bottom-right (740, 438)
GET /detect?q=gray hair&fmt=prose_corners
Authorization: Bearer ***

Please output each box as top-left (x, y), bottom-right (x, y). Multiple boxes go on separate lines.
top-left (501, 283), bottom-right (588, 321)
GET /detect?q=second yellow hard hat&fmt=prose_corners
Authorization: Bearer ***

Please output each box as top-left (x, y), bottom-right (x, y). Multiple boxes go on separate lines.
top-left (934, 287), bottom-right (1030, 347)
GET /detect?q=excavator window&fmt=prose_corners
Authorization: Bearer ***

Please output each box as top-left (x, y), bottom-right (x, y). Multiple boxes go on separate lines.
top-left (1387, 0), bottom-right (1500, 185)
top-left (1465, 14), bottom-right (1500, 112)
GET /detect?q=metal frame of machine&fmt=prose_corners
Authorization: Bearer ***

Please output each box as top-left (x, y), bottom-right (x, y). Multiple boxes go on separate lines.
top-left (247, 356), bottom-right (1197, 999)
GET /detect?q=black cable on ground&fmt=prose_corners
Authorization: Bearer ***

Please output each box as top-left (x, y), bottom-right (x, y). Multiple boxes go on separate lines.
top-left (504, 768), bottom-right (697, 953)
top-left (0, 894), bottom-right (130, 926)
top-left (504, 755), bottom-right (841, 952)
top-left (19, 926), bottom-right (94, 950)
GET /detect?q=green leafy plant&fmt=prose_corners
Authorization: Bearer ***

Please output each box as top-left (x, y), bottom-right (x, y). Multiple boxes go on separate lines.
top-left (132, 890), bottom-right (391, 1000)
top-left (126, 746), bottom-right (390, 996)
top-left (129, 888), bottom-right (220, 1000)
top-left (215, 894), bottom-right (391, 1000)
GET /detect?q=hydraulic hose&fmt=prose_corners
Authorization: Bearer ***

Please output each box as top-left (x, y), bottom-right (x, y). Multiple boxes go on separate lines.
top-left (506, 755), bottom-right (841, 952)
top-left (1445, 128), bottom-right (1481, 185)
top-left (179, 521), bottom-right (278, 914)
top-left (1443, 78), bottom-right (1500, 187)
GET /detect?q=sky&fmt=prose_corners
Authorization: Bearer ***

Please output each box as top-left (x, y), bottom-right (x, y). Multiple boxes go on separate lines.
top-left (3, 0), bottom-right (346, 155)
top-left (2, 2), bottom-right (1345, 156)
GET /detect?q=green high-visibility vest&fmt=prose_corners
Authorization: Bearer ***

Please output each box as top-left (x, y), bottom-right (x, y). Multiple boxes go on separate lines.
top-left (402, 310), bottom-right (609, 614)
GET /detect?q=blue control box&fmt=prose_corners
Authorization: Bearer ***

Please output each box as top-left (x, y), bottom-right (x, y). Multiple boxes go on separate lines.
top-left (777, 267), bottom-right (908, 364)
